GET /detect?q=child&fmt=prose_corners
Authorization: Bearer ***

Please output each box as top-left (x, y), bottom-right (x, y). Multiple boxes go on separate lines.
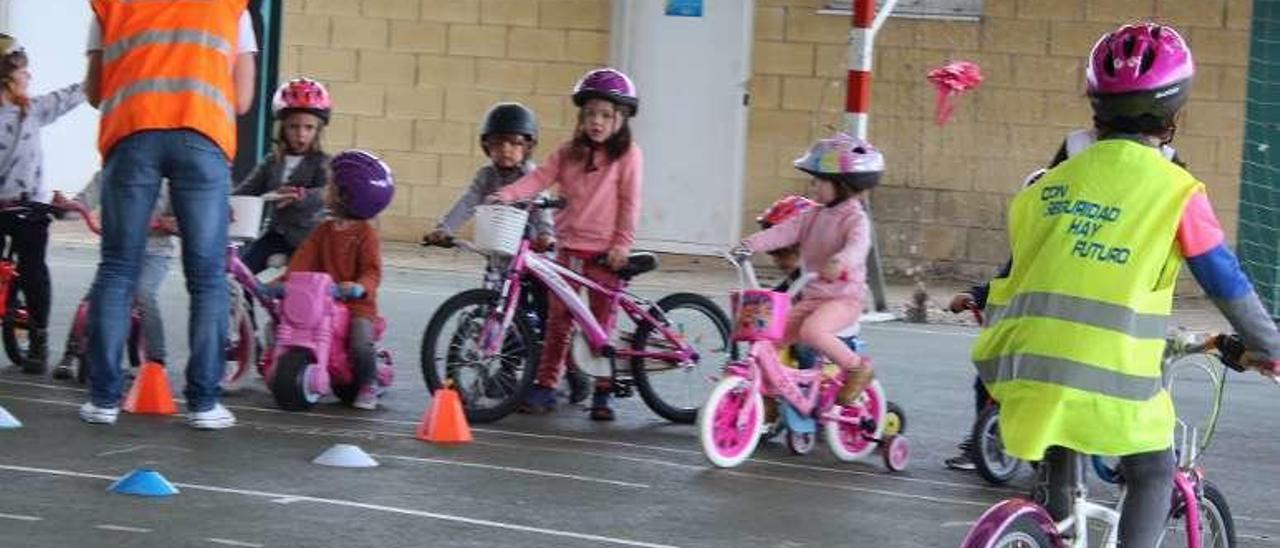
top-left (493, 67), bottom-right (643, 421)
top-left (52, 173), bottom-right (178, 381)
top-left (739, 134), bottom-right (881, 406)
top-left (942, 111), bottom-right (1187, 473)
top-left (279, 150), bottom-right (394, 410)
top-left (423, 102), bottom-right (553, 250)
top-left (234, 78), bottom-right (331, 273)
top-left (756, 195), bottom-right (815, 293)
top-left (0, 34), bottom-right (85, 372)
top-left (970, 23), bottom-right (1279, 547)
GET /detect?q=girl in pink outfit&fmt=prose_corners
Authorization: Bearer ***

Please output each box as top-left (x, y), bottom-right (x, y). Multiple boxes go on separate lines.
top-left (493, 68), bottom-right (643, 421)
top-left (739, 134), bottom-right (883, 404)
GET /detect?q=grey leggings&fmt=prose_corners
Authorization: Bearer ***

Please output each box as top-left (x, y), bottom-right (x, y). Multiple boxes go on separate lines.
top-left (349, 316), bottom-right (376, 388)
top-left (1037, 446), bottom-right (1174, 548)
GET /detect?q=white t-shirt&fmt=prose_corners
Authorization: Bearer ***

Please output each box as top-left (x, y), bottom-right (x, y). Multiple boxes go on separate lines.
top-left (281, 154), bottom-right (304, 182)
top-left (87, 11), bottom-right (258, 55)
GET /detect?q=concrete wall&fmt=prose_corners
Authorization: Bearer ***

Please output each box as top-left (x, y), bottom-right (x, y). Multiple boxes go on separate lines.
top-left (280, 0), bottom-right (1251, 280)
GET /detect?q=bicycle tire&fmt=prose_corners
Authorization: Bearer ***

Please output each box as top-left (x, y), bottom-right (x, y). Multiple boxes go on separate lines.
top-left (963, 511), bottom-right (1057, 548)
top-left (421, 288), bottom-right (538, 424)
top-left (1159, 480), bottom-right (1235, 548)
top-left (630, 292), bottom-right (735, 424)
top-left (971, 405), bottom-right (1023, 485)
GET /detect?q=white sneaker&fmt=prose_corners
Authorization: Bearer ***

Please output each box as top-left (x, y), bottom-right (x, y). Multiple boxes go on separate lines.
top-left (79, 402), bottom-right (119, 425)
top-left (187, 403), bottom-right (236, 430)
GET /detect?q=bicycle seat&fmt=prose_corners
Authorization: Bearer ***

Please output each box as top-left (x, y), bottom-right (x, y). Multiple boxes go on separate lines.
top-left (614, 252), bottom-right (658, 280)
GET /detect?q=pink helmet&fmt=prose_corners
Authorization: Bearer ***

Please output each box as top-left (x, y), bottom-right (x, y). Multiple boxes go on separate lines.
top-left (331, 150), bottom-right (394, 220)
top-left (272, 78), bottom-right (332, 123)
top-left (1086, 23), bottom-right (1194, 128)
top-left (572, 68), bottom-right (638, 116)
top-left (793, 133), bottom-right (884, 191)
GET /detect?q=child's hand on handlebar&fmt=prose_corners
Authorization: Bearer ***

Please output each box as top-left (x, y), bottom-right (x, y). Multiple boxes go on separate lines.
top-left (949, 292), bottom-right (976, 313)
top-left (606, 247), bottom-right (629, 271)
top-left (532, 234), bottom-right (555, 253)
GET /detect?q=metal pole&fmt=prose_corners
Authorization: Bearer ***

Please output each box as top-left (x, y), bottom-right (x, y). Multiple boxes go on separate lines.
top-left (846, 0), bottom-right (898, 313)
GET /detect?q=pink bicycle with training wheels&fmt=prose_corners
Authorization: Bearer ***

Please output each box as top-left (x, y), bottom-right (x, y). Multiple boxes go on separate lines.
top-left (697, 248), bottom-right (909, 470)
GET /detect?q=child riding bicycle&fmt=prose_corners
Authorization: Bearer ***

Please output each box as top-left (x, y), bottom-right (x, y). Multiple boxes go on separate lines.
top-left (492, 67), bottom-right (644, 421)
top-left (971, 22), bottom-right (1280, 548)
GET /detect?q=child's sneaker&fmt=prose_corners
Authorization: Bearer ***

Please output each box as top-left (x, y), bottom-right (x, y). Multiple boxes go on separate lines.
top-left (518, 385), bottom-right (556, 414)
top-left (944, 438), bottom-right (976, 471)
top-left (187, 403), bottom-right (236, 430)
top-left (78, 401), bottom-right (119, 425)
top-left (589, 391), bottom-right (614, 421)
top-left (352, 383), bottom-right (379, 410)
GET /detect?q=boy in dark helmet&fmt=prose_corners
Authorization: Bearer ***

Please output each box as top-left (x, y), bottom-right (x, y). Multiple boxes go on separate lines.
top-left (423, 102), bottom-right (553, 250)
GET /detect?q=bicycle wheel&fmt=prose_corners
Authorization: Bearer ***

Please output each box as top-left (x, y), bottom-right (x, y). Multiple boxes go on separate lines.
top-left (630, 292), bottom-right (736, 424)
top-left (698, 374), bottom-right (763, 468)
top-left (2, 287), bottom-right (30, 367)
top-left (961, 500), bottom-right (1060, 548)
top-left (971, 405), bottom-right (1023, 485)
top-left (421, 288), bottom-right (538, 424)
top-left (1158, 480), bottom-right (1235, 548)
top-left (222, 281), bottom-right (258, 390)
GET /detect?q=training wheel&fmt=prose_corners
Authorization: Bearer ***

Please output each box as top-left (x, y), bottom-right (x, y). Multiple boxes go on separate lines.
top-left (786, 430), bottom-right (816, 455)
top-left (882, 435), bottom-right (910, 472)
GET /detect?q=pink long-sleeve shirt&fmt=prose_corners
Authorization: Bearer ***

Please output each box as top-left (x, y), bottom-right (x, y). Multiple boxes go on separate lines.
top-left (744, 198), bottom-right (870, 301)
top-left (496, 143), bottom-right (643, 254)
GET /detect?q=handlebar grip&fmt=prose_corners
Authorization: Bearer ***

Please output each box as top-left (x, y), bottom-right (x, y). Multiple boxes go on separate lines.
top-left (1213, 334), bottom-right (1248, 372)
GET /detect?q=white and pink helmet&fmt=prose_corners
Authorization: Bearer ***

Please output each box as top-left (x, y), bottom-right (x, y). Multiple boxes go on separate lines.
top-left (793, 133), bottom-right (884, 191)
top-left (1085, 23), bottom-right (1195, 129)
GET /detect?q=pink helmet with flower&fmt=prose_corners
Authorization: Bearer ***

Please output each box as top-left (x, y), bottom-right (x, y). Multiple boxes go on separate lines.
top-left (1085, 23), bottom-right (1194, 129)
top-left (757, 195), bottom-right (817, 229)
top-left (793, 133), bottom-right (884, 191)
top-left (272, 77), bottom-right (332, 123)
top-left (572, 68), bottom-right (638, 116)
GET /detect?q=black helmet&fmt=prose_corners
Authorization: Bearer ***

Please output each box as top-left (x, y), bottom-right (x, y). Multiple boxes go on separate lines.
top-left (480, 103), bottom-right (538, 149)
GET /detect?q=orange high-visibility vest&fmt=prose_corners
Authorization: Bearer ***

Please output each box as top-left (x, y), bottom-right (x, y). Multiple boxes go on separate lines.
top-left (92, 0), bottom-right (246, 161)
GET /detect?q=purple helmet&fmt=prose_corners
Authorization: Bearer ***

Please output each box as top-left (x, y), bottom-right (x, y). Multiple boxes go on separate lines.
top-left (793, 133), bottom-right (884, 191)
top-left (331, 150), bottom-right (394, 220)
top-left (572, 68), bottom-right (638, 116)
top-left (1086, 23), bottom-right (1194, 128)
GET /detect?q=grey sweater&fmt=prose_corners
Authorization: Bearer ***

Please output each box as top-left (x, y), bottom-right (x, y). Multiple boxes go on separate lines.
top-left (437, 163), bottom-right (553, 237)
top-left (0, 83), bottom-right (85, 203)
top-left (233, 150), bottom-right (329, 247)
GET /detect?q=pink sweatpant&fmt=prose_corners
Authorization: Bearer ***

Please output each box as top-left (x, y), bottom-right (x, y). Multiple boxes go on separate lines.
top-left (783, 297), bottom-right (866, 371)
top-left (535, 250), bottom-right (621, 389)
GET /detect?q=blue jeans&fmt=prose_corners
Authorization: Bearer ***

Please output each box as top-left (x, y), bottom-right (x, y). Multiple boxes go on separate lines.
top-left (135, 253), bottom-right (171, 363)
top-left (88, 130), bottom-right (229, 412)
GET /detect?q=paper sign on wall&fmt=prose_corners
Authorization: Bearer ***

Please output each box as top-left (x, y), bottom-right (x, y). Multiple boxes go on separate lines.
top-left (665, 0), bottom-right (703, 17)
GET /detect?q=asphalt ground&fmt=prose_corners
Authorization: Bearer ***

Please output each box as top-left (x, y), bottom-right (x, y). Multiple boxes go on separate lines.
top-left (0, 243), bottom-right (1276, 548)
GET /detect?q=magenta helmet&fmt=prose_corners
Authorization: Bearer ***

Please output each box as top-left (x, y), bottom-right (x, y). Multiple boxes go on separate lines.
top-left (572, 68), bottom-right (638, 116)
top-left (331, 150), bottom-right (394, 220)
top-left (1086, 23), bottom-right (1194, 129)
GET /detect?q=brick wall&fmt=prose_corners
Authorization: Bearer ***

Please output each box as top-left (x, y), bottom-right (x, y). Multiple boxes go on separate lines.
top-left (279, 0), bottom-right (610, 241)
top-left (749, 0), bottom-right (1251, 281)
top-left (279, 0), bottom-right (1251, 282)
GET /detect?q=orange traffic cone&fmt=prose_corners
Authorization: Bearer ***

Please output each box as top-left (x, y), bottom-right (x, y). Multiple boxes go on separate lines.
top-left (122, 362), bottom-right (178, 415)
top-left (416, 380), bottom-right (472, 443)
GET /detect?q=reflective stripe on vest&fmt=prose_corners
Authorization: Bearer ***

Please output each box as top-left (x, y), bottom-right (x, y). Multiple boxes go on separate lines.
top-left (100, 78), bottom-right (235, 121)
top-left (103, 29), bottom-right (232, 64)
top-left (985, 291), bottom-right (1168, 340)
top-left (975, 353), bottom-right (1162, 401)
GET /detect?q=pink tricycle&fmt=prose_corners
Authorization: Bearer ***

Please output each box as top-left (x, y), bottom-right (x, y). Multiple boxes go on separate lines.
top-left (262, 272), bottom-right (394, 411)
top-left (698, 249), bottom-right (909, 470)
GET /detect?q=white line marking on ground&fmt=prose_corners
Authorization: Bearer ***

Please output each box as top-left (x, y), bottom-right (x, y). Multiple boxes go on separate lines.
top-left (940, 521), bottom-right (975, 528)
top-left (0, 389), bottom-right (1018, 497)
top-left (1240, 516), bottom-right (1280, 525)
top-left (96, 524), bottom-right (152, 533)
top-left (97, 445), bottom-right (146, 457)
top-left (862, 324), bottom-right (978, 338)
top-left (374, 453), bottom-right (649, 489)
top-left (719, 469), bottom-right (991, 508)
top-left (270, 497), bottom-right (304, 504)
top-left (1239, 533), bottom-right (1278, 543)
top-left (0, 512), bottom-right (42, 521)
top-left (0, 465), bottom-right (680, 548)
top-left (206, 539), bottom-right (264, 548)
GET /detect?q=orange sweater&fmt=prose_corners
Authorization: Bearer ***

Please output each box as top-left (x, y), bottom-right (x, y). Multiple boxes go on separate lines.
top-left (285, 219), bottom-right (382, 318)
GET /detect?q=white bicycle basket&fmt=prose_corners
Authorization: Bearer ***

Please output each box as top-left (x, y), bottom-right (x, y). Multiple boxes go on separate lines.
top-left (473, 204), bottom-right (529, 255)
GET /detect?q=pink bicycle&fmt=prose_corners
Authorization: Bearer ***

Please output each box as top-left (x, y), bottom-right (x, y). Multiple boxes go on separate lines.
top-left (420, 199), bottom-right (734, 423)
top-left (698, 249), bottom-right (909, 470)
top-left (960, 334), bottom-right (1272, 548)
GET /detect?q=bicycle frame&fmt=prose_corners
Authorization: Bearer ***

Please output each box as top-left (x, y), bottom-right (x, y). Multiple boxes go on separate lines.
top-left (225, 242), bottom-right (278, 323)
top-left (482, 239), bottom-right (698, 367)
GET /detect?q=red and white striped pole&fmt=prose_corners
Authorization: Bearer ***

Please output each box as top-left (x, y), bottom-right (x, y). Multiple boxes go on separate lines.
top-left (845, 0), bottom-right (898, 313)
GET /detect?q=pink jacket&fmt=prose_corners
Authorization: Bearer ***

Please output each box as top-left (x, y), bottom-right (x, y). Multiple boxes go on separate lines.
top-left (744, 198), bottom-right (870, 301)
top-left (497, 142), bottom-right (643, 254)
